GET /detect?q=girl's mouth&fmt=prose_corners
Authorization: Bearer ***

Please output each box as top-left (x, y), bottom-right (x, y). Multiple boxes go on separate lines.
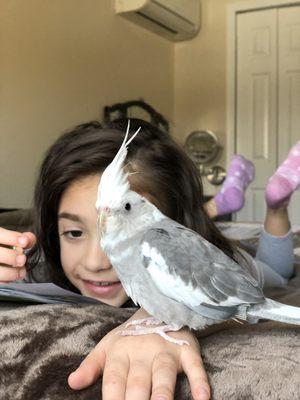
top-left (82, 279), bottom-right (122, 298)
top-left (87, 280), bottom-right (117, 287)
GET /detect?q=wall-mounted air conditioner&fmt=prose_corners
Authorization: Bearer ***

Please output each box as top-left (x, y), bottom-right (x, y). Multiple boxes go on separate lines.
top-left (115, 0), bottom-right (200, 42)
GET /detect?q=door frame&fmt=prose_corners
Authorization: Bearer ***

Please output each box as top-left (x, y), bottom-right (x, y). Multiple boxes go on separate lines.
top-left (226, 0), bottom-right (300, 169)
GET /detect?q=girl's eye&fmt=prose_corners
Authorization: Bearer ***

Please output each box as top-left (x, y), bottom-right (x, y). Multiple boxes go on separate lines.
top-left (62, 230), bottom-right (83, 239)
top-left (124, 202), bottom-right (131, 211)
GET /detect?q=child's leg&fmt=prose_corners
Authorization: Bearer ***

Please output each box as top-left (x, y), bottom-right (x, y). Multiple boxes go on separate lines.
top-left (265, 141), bottom-right (300, 209)
top-left (204, 198), bottom-right (218, 219)
top-left (255, 227), bottom-right (294, 282)
top-left (254, 208), bottom-right (293, 288)
top-left (255, 142), bottom-right (300, 283)
top-left (205, 155), bottom-right (255, 218)
top-left (254, 259), bottom-right (289, 288)
top-left (256, 208), bottom-right (294, 281)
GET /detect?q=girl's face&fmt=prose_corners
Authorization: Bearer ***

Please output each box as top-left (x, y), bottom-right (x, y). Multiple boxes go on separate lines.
top-left (58, 174), bottom-right (129, 307)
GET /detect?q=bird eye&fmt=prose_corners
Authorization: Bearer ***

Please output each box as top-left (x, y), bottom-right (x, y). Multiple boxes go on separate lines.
top-left (125, 202), bottom-right (131, 211)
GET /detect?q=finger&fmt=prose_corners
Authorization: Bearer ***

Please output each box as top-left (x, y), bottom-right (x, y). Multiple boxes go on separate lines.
top-left (0, 246), bottom-right (26, 267)
top-left (125, 359), bottom-right (151, 400)
top-left (0, 265), bottom-right (26, 281)
top-left (0, 228), bottom-right (36, 251)
top-left (181, 348), bottom-right (211, 400)
top-left (151, 352), bottom-right (177, 400)
top-left (68, 345), bottom-right (106, 390)
top-left (102, 355), bottom-right (129, 400)
top-left (21, 232), bottom-right (37, 249)
top-left (0, 227), bottom-right (23, 248)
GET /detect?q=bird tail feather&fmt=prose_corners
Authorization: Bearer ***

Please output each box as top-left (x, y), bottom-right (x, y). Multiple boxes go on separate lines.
top-left (246, 298), bottom-right (300, 325)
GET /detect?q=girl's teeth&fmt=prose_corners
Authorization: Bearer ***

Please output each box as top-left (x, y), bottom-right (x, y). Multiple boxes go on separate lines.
top-left (89, 281), bottom-right (115, 286)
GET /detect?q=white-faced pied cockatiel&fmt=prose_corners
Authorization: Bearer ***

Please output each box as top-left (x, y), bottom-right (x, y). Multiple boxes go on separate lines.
top-left (96, 123), bottom-right (300, 345)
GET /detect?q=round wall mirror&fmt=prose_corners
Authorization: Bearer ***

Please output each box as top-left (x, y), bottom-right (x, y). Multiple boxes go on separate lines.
top-left (185, 130), bottom-right (221, 165)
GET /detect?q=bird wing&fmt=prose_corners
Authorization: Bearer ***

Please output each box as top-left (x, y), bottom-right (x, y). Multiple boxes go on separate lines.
top-left (140, 219), bottom-right (264, 311)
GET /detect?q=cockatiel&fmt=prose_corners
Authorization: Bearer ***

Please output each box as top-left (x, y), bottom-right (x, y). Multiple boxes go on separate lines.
top-left (95, 122), bottom-right (300, 345)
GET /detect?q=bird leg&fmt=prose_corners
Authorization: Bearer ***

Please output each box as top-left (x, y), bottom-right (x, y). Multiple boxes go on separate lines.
top-left (125, 316), bottom-right (161, 328)
top-left (118, 322), bottom-right (189, 346)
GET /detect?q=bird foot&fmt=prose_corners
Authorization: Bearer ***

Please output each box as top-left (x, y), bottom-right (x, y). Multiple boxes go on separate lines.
top-left (125, 316), bottom-right (162, 328)
top-left (118, 322), bottom-right (189, 346)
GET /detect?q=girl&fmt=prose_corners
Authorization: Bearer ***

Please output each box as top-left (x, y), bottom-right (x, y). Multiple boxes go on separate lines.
top-left (0, 120), bottom-right (214, 400)
top-left (0, 119), bottom-right (297, 400)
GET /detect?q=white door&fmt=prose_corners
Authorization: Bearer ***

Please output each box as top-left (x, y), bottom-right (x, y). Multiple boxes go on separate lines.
top-left (236, 9), bottom-right (278, 222)
top-left (236, 6), bottom-right (300, 225)
top-left (278, 6), bottom-right (300, 225)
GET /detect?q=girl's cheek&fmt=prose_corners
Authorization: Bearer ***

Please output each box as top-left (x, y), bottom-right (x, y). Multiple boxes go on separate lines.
top-left (60, 243), bottom-right (79, 273)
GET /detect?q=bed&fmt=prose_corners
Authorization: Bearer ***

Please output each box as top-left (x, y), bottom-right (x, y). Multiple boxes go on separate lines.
top-left (0, 210), bottom-right (299, 399)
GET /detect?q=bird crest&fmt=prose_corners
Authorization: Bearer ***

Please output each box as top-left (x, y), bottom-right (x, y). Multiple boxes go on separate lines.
top-left (96, 120), bottom-right (141, 211)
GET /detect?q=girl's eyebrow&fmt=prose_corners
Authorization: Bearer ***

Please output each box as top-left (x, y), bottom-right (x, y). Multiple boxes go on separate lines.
top-left (58, 212), bottom-right (84, 223)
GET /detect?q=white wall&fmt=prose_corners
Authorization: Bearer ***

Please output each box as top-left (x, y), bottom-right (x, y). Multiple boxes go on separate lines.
top-left (1, 0), bottom-right (252, 206)
top-left (173, 0), bottom-right (245, 194)
top-left (0, 0), bottom-right (174, 208)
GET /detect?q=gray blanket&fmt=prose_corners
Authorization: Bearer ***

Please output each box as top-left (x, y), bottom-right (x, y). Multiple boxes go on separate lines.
top-left (0, 211), bottom-right (299, 399)
top-left (1, 269), bottom-right (300, 399)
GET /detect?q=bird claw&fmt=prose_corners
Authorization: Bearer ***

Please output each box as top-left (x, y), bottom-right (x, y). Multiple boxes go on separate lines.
top-left (118, 323), bottom-right (189, 346)
top-left (125, 317), bottom-right (162, 328)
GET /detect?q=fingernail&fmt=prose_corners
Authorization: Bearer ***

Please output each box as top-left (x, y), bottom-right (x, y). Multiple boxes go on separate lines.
top-left (16, 255), bottom-right (25, 266)
top-left (197, 387), bottom-right (210, 400)
top-left (19, 270), bottom-right (27, 279)
top-left (18, 236), bottom-right (27, 247)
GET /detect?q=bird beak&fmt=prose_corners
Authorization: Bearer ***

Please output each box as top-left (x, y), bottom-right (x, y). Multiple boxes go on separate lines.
top-left (97, 207), bottom-right (110, 237)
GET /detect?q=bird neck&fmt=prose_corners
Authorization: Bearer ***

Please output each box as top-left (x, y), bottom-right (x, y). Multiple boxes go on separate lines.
top-left (101, 204), bottom-right (165, 251)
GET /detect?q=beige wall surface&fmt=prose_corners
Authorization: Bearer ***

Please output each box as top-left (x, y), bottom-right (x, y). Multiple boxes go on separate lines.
top-left (0, 0), bottom-right (173, 208)
top-left (173, 0), bottom-right (243, 193)
top-left (174, 0), bottom-right (244, 142)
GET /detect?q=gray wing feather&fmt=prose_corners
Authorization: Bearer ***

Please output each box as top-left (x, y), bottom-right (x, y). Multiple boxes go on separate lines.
top-left (140, 218), bottom-right (263, 309)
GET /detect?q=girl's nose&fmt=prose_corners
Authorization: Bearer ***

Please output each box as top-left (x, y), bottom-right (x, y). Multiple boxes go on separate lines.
top-left (84, 240), bottom-right (111, 272)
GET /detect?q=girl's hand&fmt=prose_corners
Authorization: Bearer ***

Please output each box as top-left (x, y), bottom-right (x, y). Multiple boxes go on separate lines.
top-left (0, 227), bottom-right (36, 282)
top-left (68, 308), bottom-right (210, 400)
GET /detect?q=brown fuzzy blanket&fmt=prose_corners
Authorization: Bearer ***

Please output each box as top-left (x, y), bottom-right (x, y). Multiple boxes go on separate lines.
top-left (0, 212), bottom-right (299, 399)
top-left (1, 270), bottom-right (299, 399)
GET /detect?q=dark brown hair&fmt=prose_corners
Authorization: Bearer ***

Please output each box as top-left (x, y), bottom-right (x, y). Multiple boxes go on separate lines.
top-left (28, 119), bottom-right (238, 291)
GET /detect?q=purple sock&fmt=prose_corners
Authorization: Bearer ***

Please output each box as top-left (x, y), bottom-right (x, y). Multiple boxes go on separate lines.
top-left (265, 141), bottom-right (300, 209)
top-left (214, 155), bottom-right (255, 216)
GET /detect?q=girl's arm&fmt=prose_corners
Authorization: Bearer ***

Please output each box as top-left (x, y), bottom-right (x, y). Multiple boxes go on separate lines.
top-left (0, 227), bottom-right (36, 281)
top-left (68, 308), bottom-right (211, 400)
